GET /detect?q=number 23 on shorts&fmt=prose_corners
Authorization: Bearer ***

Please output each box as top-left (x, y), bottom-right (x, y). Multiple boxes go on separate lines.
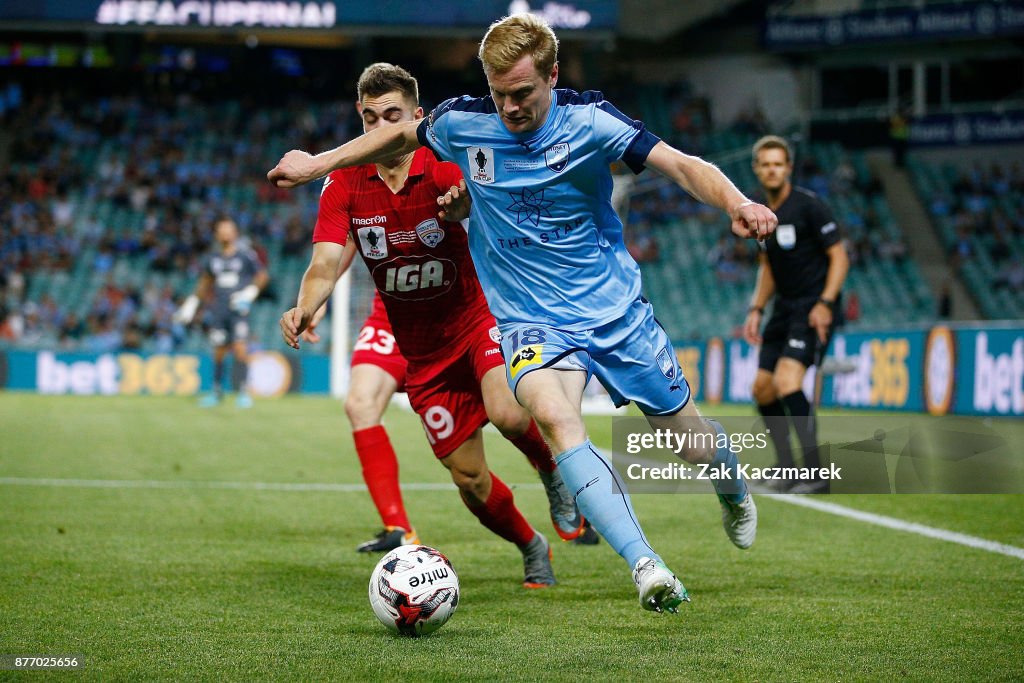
top-left (354, 325), bottom-right (396, 355)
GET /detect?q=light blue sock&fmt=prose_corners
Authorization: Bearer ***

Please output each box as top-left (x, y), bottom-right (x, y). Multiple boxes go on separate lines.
top-left (708, 420), bottom-right (748, 504)
top-left (555, 439), bottom-right (659, 568)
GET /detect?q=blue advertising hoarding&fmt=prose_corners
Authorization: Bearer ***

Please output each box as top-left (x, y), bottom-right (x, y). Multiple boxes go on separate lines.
top-left (1, 349), bottom-right (330, 396)
top-left (677, 323), bottom-right (1023, 417)
top-left (2, 323), bottom-right (1020, 416)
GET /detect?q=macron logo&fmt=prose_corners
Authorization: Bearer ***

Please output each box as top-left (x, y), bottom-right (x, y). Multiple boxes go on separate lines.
top-left (352, 216), bottom-right (387, 226)
top-left (320, 176), bottom-right (334, 196)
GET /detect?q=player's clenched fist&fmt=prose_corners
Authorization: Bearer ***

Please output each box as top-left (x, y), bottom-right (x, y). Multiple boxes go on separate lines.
top-left (267, 150), bottom-right (321, 189)
top-left (730, 200), bottom-right (778, 242)
top-left (280, 306), bottom-right (312, 349)
top-left (437, 179), bottom-right (470, 222)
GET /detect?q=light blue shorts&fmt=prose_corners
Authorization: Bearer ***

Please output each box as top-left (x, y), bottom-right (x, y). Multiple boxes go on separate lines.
top-left (499, 297), bottom-right (691, 416)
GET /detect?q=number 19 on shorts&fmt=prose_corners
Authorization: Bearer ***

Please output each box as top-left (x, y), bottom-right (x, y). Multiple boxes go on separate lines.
top-left (420, 406), bottom-right (454, 445)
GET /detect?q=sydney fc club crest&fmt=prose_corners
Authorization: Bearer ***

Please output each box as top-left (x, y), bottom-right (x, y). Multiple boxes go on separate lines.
top-left (357, 226), bottom-right (388, 260)
top-left (656, 347), bottom-right (675, 380)
top-left (415, 218), bottom-right (445, 248)
top-left (467, 146), bottom-right (495, 184)
top-left (544, 143), bottom-right (570, 173)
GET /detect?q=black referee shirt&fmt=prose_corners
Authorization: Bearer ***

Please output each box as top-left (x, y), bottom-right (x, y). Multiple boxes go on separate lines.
top-left (756, 186), bottom-right (841, 300)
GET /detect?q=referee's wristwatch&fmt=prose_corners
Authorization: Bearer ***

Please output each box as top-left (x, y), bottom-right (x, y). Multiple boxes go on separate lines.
top-left (817, 297), bottom-right (835, 310)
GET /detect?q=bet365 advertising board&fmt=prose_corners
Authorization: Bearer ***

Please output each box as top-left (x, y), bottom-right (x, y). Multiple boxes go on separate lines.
top-left (675, 323), bottom-right (1022, 417)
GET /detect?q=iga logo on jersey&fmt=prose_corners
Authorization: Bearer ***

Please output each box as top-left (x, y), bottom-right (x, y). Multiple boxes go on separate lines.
top-left (415, 218), bottom-right (445, 248)
top-left (544, 143), bottom-right (570, 173)
top-left (358, 227), bottom-right (389, 260)
top-left (373, 255), bottom-right (457, 301)
top-left (467, 146), bottom-right (495, 184)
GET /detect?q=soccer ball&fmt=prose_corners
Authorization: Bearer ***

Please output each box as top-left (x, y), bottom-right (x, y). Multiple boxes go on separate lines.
top-left (368, 545), bottom-right (460, 637)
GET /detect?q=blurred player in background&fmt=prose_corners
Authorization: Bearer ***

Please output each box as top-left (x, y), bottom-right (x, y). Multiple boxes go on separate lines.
top-left (175, 216), bottom-right (267, 408)
top-left (742, 135), bottom-right (849, 493)
top-left (281, 63), bottom-right (594, 587)
top-left (269, 16), bottom-right (775, 613)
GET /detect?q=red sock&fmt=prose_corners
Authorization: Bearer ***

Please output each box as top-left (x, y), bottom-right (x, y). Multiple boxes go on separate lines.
top-left (353, 426), bottom-right (411, 531)
top-left (511, 420), bottom-right (555, 473)
top-left (461, 472), bottom-right (535, 546)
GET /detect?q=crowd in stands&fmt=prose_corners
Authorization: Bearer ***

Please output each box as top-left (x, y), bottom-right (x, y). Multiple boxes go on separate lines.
top-left (2, 72), bottom-right (983, 352)
top-left (935, 161), bottom-right (1024, 294)
top-left (0, 83), bottom-right (355, 350)
top-left (625, 144), bottom-right (908, 295)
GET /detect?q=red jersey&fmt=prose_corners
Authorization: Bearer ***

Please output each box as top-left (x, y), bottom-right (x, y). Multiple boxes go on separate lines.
top-left (313, 147), bottom-right (492, 361)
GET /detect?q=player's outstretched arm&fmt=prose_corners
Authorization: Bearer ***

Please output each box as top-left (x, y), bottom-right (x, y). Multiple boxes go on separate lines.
top-left (645, 141), bottom-right (777, 241)
top-left (300, 242), bottom-right (357, 344)
top-left (281, 242), bottom-right (346, 349)
top-left (268, 120), bottom-right (423, 189)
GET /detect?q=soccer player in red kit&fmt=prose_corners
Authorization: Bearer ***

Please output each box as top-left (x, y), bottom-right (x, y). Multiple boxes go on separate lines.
top-left (281, 63), bottom-right (586, 586)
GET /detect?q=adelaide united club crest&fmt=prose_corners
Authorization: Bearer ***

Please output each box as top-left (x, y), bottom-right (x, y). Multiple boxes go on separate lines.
top-left (415, 218), bottom-right (445, 248)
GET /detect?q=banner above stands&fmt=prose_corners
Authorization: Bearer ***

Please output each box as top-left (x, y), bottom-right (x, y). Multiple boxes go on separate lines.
top-left (764, 1), bottom-right (1024, 50)
top-left (0, 0), bottom-right (617, 32)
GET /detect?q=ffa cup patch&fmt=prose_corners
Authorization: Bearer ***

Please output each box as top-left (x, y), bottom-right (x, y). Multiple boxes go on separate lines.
top-left (415, 218), bottom-right (445, 248)
top-left (467, 146), bottom-right (495, 184)
top-left (357, 227), bottom-right (388, 260)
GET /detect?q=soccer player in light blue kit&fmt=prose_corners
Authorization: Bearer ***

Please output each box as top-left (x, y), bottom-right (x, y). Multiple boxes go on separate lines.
top-left (269, 14), bottom-right (777, 613)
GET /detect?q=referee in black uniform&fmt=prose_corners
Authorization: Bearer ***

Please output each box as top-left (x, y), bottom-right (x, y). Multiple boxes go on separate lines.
top-left (742, 136), bottom-right (849, 493)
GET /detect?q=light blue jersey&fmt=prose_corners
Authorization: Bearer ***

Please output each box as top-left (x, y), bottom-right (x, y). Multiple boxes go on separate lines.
top-left (416, 89), bottom-right (660, 331)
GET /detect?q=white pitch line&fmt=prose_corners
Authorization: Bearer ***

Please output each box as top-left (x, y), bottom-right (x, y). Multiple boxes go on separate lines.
top-left (2, 477), bottom-right (1020, 561)
top-left (0, 477), bottom-right (476, 493)
top-left (766, 493), bottom-right (1024, 561)
top-left (0, 477), bottom-right (545, 493)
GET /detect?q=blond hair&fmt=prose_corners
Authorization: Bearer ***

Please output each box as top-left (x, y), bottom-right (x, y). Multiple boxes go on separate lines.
top-left (752, 135), bottom-right (792, 164)
top-left (478, 13), bottom-right (559, 76)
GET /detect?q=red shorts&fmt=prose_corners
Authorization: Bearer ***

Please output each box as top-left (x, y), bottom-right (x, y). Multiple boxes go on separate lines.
top-left (350, 299), bottom-right (408, 391)
top-left (405, 314), bottom-right (505, 459)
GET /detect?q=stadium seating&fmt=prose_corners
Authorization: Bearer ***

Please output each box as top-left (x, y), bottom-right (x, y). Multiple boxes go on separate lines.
top-left (907, 158), bottom-right (1024, 319)
top-left (633, 136), bottom-right (935, 339)
top-left (2, 90), bottom-right (940, 353)
top-left (1, 94), bottom-right (342, 352)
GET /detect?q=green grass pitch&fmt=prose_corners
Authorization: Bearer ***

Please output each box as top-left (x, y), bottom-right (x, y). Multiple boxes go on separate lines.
top-left (1, 394), bottom-right (1022, 681)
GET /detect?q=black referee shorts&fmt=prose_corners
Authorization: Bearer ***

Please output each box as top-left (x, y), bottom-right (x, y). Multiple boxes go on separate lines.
top-left (758, 295), bottom-right (840, 372)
